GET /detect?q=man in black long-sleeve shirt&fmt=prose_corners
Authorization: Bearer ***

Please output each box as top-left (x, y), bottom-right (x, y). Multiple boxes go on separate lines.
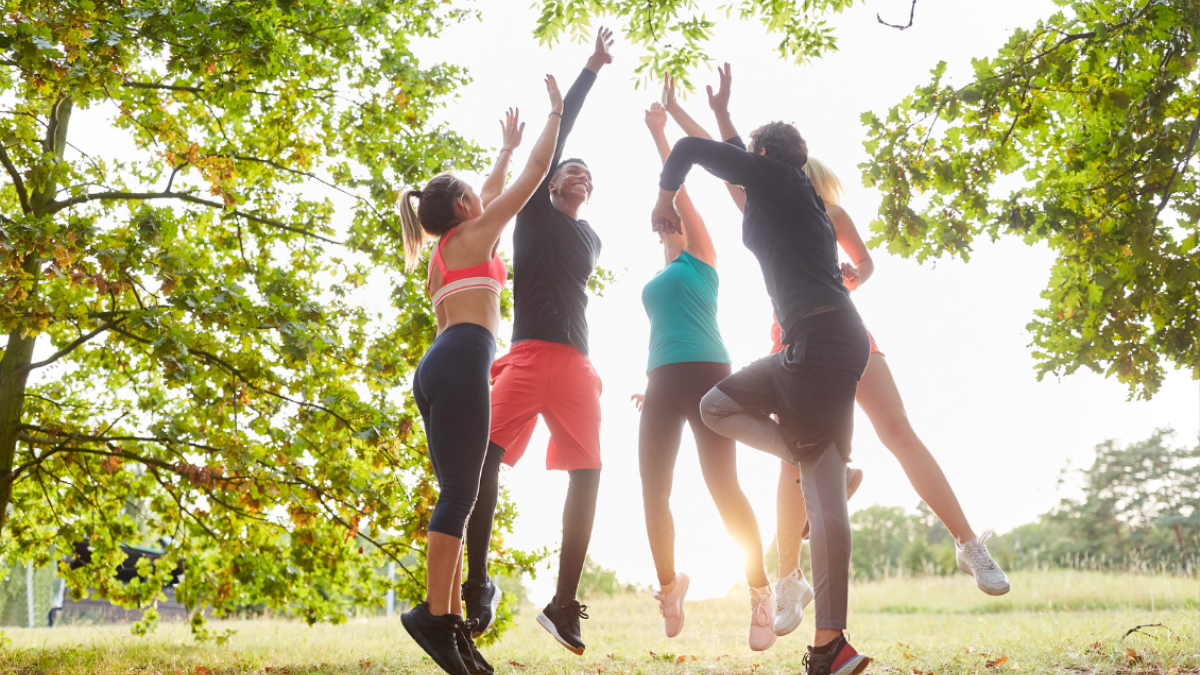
top-left (652, 64), bottom-right (873, 675)
top-left (461, 30), bottom-right (613, 656)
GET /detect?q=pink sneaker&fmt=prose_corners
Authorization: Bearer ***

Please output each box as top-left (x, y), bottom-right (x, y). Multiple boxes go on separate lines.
top-left (748, 585), bottom-right (777, 651)
top-left (652, 573), bottom-right (689, 638)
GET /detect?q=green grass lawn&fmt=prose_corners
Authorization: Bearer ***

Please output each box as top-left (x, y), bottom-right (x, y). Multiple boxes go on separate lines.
top-left (2, 571), bottom-right (1196, 675)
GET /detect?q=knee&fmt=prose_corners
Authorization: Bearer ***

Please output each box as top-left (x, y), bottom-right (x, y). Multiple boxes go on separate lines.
top-left (699, 387), bottom-right (732, 428)
top-left (430, 492), bottom-right (478, 538)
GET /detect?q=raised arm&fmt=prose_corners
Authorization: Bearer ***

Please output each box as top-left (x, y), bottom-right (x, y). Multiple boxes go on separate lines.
top-left (646, 101), bottom-right (715, 266)
top-left (538, 28), bottom-right (612, 182)
top-left (662, 74), bottom-right (746, 213)
top-left (652, 137), bottom-right (760, 233)
top-left (707, 63), bottom-right (741, 143)
top-left (828, 203), bottom-right (874, 291)
top-left (479, 108), bottom-right (524, 208)
top-left (466, 76), bottom-right (563, 243)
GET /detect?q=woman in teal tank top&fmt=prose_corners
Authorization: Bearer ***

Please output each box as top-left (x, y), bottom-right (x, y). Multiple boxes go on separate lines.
top-left (633, 94), bottom-right (771, 648)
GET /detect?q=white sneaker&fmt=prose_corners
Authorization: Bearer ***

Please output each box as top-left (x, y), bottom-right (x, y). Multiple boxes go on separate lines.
top-left (772, 570), bottom-right (815, 636)
top-left (956, 530), bottom-right (1011, 596)
top-left (652, 573), bottom-right (689, 638)
top-left (748, 585), bottom-right (777, 651)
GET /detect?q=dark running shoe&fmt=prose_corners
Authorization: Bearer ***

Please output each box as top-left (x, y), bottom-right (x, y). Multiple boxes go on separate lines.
top-left (536, 597), bottom-right (589, 655)
top-left (802, 634), bottom-right (871, 675)
top-left (401, 602), bottom-right (469, 675)
top-left (455, 619), bottom-right (494, 674)
top-left (462, 578), bottom-right (502, 637)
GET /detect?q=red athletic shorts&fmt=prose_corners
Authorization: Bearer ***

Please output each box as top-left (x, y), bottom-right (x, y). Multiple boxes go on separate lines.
top-left (770, 314), bottom-right (881, 356)
top-left (489, 340), bottom-right (603, 471)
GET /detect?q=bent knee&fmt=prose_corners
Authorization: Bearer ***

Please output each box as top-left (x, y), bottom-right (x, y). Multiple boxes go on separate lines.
top-left (699, 387), bottom-right (737, 427)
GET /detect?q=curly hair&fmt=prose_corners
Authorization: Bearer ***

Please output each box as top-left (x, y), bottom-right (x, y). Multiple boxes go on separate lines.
top-left (749, 122), bottom-right (808, 171)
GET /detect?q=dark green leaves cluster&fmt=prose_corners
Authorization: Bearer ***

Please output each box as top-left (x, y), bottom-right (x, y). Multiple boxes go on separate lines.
top-left (532, 0), bottom-right (863, 87)
top-left (860, 0), bottom-right (1199, 398)
top-left (0, 0), bottom-right (538, 636)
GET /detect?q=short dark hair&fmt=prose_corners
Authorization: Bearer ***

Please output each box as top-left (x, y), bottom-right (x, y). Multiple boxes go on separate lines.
top-left (749, 122), bottom-right (808, 170)
top-left (553, 157), bottom-right (589, 180)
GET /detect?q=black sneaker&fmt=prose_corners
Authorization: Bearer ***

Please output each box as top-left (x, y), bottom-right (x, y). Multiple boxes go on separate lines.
top-left (455, 619), bottom-right (494, 674)
top-left (536, 597), bottom-right (588, 655)
top-left (401, 602), bottom-right (469, 675)
top-left (462, 578), bottom-right (502, 637)
top-left (802, 634), bottom-right (871, 675)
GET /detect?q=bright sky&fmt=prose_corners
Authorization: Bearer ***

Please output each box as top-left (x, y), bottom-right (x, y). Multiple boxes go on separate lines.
top-left (36, 0), bottom-right (1197, 604)
top-left (410, 0), bottom-right (1199, 600)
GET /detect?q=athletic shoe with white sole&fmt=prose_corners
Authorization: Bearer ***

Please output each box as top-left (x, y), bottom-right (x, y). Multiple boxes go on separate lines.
top-left (803, 635), bottom-right (871, 675)
top-left (748, 586), bottom-right (777, 651)
top-left (653, 573), bottom-right (689, 638)
top-left (802, 466), bottom-right (864, 540)
top-left (772, 569), bottom-right (815, 636)
top-left (462, 578), bottom-right (502, 638)
top-left (536, 597), bottom-right (588, 655)
top-left (956, 530), bottom-right (1011, 596)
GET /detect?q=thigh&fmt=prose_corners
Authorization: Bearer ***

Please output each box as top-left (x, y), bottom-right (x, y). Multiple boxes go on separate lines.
top-left (639, 368), bottom-right (688, 486)
top-left (542, 351), bottom-right (603, 470)
top-left (712, 354), bottom-right (783, 415)
top-left (424, 344), bottom-right (493, 491)
top-left (683, 363), bottom-right (737, 468)
top-left (488, 348), bottom-right (544, 465)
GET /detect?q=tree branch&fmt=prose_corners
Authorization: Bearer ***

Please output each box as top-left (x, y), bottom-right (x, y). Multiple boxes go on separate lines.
top-left (45, 190), bottom-right (343, 245)
top-left (106, 324), bottom-right (356, 429)
top-left (1153, 107), bottom-right (1200, 226)
top-left (878, 0), bottom-right (917, 30)
top-left (15, 320), bottom-right (119, 375)
top-left (0, 144), bottom-right (31, 214)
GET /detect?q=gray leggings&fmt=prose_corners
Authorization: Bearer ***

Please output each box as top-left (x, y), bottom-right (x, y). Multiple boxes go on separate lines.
top-left (700, 387), bottom-right (851, 630)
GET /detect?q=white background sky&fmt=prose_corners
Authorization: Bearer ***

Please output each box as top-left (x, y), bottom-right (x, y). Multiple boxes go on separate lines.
top-left (41, 0), bottom-right (1197, 603)
top-left (410, 0), bottom-right (1199, 600)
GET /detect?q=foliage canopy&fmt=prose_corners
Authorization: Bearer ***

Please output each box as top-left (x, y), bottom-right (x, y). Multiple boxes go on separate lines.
top-left (0, 0), bottom-right (544, 636)
top-left (859, 0), bottom-right (1199, 399)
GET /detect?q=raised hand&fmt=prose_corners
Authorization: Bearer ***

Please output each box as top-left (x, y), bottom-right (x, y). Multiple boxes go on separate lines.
top-left (545, 74), bottom-right (563, 114)
top-left (707, 62), bottom-right (732, 114)
top-left (661, 73), bottom-right (679, 112)
top-left (587, 26), bottom-right (615, 71)
top-left (651, 193), bottom-right (683, 235)
top-left (645, 102), bottom-right (667, 134)
top-left (630, 393), bottom-right (645, 412)
top-left (500, 108), bottom-right (524, 152)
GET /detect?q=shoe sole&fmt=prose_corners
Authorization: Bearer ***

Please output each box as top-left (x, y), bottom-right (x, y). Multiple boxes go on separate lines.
top-left (833, 654), bottom-right (871, 675)
top-left (773, 611), bottom-right (801, 637)
top-left (536, 611), bottom-right (585, 656)
top-left (472, 587), bottom-right (503, 638)
top-left (958, 562), bottom-right (1011, 596)
top-left (749, 631), bottom-right (777, 652)
top-left (802, 469), bottom-right (864, 540)
top-left (402, 612), bottom-right (468, 675)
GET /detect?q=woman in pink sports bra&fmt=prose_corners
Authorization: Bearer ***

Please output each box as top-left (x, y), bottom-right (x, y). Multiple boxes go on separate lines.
top-left (768, 159), bottom-right (1011, 639)
top-left (398, 76), bottom-right (563, 675)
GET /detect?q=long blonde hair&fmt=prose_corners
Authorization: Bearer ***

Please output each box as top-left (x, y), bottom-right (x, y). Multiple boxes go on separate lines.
top-left (803, 157), bottom-right (844, 207)
top-left (398, 173), bottom-right (469, 273)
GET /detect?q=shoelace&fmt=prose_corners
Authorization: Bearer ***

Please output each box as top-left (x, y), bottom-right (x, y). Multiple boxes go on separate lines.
top-left (968, 530), bottom-right (1000, 571)
top-left (750, 592), bottom-right (771, 625)
top-left (455, 619), bottom-right (480, 670)
top-left (775, 578), bottom-right (793, 608)
top-left (575, 603), bottom-right (589, 620)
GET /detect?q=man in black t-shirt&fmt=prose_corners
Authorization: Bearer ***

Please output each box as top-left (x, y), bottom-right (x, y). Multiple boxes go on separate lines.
top-left (652, 64), bottom-right (873, 675)
top-left (460, 29), bottom-right (612, 657)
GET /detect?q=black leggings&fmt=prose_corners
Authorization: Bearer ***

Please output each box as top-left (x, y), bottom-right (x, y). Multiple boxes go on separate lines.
top-left (467, 444), bottom-right (600, 604)
top-left (413, 323), bottom-right (496, 539)
top-left (639, 361), bottom-right (768, 589)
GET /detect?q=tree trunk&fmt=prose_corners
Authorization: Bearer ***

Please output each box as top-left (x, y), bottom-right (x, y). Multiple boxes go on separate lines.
top-left (0, 95), bottom-right (72, 539)
top-left (1174, 522), bottom-right (1187, 558)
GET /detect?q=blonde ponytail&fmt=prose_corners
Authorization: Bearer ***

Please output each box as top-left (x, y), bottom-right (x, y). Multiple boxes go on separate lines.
top-left (400, 189), bottom-right (426, 273)
top-left (803, 157), bottom-right (844, 207)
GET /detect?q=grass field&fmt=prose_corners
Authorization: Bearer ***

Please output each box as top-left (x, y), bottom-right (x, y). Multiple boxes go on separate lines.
top-left (1, 571), bottom-right (1196, 675)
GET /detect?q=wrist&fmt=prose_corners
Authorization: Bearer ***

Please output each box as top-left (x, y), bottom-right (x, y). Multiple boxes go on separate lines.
top-left (499, 148), bottom-right (514, 155)
top-left (585, 56), bottom-right (607, 73)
